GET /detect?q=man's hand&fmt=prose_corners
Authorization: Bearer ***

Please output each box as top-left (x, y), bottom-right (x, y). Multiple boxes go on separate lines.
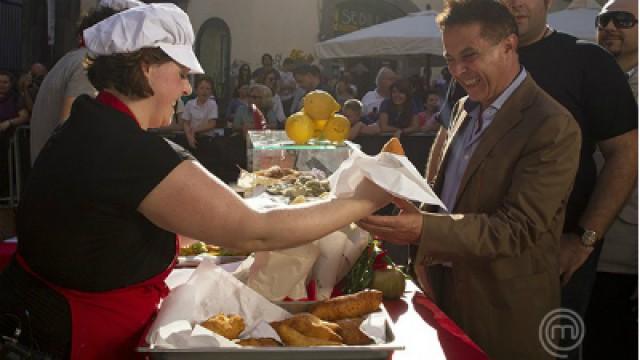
top-left (357, 197), bottom-right (423, 245)
top-left (559, 233), bottom-right (594, 286)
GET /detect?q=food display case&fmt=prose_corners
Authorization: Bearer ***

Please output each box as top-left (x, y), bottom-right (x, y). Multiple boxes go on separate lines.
top-left (246, 130), bottom-right (355, 175)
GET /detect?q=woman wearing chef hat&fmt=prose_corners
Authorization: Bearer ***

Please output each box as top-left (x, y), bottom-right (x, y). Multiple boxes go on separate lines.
top-left (0, 4), bottom-right (390, 359)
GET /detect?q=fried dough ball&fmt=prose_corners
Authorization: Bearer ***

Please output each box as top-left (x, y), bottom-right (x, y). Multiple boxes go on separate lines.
top-left (271, 313), bottom-right (342, 343)
top-left (309, 289), bottom-right (383, 321)
top-left (200, 313), bottom-right (245, 340)
top-left (336, 317), bottom-right (373, 345)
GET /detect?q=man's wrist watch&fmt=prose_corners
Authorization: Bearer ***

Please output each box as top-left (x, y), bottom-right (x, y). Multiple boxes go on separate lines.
top-left (574, 226), bottom-right (598, 248)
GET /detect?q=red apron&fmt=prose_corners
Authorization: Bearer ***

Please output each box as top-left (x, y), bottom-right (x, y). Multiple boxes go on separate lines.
top-left (14, 92), bottom-right (177, 359)
top-left (16, 251), bottom-right (176, 359)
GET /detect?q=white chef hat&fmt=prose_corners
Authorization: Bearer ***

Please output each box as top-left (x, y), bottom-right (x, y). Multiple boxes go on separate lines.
top-left (97, 0), bottom-right (144, 11)
top-left (83, 3), bottom-right (204, 74)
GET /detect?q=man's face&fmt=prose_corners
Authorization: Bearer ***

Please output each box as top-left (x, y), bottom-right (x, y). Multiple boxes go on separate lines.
top-left (0, 75), bottom-right (11, 96)
top-left (378, 72), bottom-right (397, 92)
top-left (262, 56), bottom-right (273, 68)
top-left (443, 23), bottom-right (517, 108)
top-left (501, 0), bottom-right (551, 46)
top-left (597, 0), bottom-right (638, 59)
top-left (295, 73), bottom-right (315, 92)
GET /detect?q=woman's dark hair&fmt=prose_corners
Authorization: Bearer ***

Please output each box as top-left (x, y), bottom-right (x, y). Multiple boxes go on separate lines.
top-left (86, 47), bottom-right (173, 98)
top-left (261, 53), bottom-right (273, 64)
top-left (76, 6), bottom-right (119, 38)
top-left (389, 79), bottom-right (414, 128)
top-left (0, 70), bottom-right (15, 85)
top-left (437, 0), bottom-right (518, 44)
top-left (238, 64), bottom-right (252, 86)
top-left (194, 75), bottom-right (216, 98)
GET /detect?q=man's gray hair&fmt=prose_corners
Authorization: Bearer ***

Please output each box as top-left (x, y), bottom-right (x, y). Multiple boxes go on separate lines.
top-left (375, 67), bottom-right (397, 88)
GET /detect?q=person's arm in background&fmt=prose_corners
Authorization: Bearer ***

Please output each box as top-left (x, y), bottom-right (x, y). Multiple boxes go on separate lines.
top-left (191, 99), bottom-right (217, 134)
top-left (0, 108), bottom-right (29, 133)
top-left (402, 114), bottom-right (421, 134)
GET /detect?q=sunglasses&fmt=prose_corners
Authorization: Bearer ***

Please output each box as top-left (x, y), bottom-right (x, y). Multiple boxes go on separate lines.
top-left (596, 11), bottom-right (638, 29)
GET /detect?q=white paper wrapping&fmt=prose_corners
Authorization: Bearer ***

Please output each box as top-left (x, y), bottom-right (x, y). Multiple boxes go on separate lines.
top-left (247, 243), bottom-right (320, 301)
top-left (328, 147), bottom-right (446, 210)
top-left (146, 259), bottom-right (290, 348)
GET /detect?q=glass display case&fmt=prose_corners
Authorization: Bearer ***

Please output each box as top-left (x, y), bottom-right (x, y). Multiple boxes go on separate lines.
top-left (247, 130), bottom-right (356, 174)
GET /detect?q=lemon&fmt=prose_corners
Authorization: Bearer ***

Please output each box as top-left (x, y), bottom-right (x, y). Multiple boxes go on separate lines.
top-left (323, 114), bottom-right (350, 143)
top-left (302, 90), bottom-right (340, 121)
top-left (285, 112), bottom-right (315, 145)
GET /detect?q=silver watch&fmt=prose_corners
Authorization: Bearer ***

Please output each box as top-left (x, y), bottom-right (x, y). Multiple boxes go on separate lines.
top-left (576, 226), bottom-right (598, 247)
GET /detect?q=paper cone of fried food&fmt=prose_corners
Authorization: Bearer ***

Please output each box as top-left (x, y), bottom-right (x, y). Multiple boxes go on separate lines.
top-left (381, 137), bottom-right (405, 155)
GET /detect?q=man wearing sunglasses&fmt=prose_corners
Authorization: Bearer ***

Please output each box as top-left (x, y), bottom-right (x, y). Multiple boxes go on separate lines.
top-left (597, 0), bottom-right (638, 98)
top-left (427, 0), bottom-right (638, 359)
top-left (584, 1), bottom-right (638, 359)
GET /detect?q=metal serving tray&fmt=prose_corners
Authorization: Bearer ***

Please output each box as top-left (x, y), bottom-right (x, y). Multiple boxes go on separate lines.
top-left (137, 301), bottom-right (403, 360)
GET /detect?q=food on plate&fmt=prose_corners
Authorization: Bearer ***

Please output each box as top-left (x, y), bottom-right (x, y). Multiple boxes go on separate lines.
top-left (265, 171), bottom-right (330, 202)
top-left (179, 242), bottom-right (221, 256)
top-left (200, 313), bottom-right (245, 340)
top-left (255, 165), bottom-right (298, 179)
top-left (271, 313), bottom-right (342, 343)
top-left (309, 289), bottom-right (383, 321)
top-left (273, 323), bottom-right (343, 347)
top-left (235, 338), bottom-right (282, 347)
top-left (370, 267), bottom-right (406, 299)
top-left (335, 317), bottom-right (373, 345)
top-left (381, 137), bottom-right (405, 155)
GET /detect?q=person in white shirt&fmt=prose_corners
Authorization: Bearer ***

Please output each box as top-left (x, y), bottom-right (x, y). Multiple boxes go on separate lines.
top-left (182, 76), bottom-right (218, 149)
top-left (360, 67), bottom-right (398, 123)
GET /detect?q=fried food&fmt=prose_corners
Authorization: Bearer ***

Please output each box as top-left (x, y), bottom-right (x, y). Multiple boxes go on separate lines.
top-left (309, 289), bottom-right (383, 321)
top-left (271, 313), bottom-right (342, 343)
top-left (381, 137), bottom-right (405, 155)
top-left (273, 323), bottom-right (343, 347)
top-left (255, 165), bottom-right (298, 179)
top-left (236, 338), bottom-right (282, 347)
top-left (336, 317), bottom-right (373, 345)
top-left (200, 313), bottom-right (245, 340)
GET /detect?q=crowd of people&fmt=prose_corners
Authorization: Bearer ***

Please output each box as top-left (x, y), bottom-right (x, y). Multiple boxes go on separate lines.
top-left (0, 0), bottom-right (637, 359)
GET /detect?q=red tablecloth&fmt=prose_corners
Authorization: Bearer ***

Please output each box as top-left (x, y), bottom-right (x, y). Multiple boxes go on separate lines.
top-left (0, 241), bottom-right (17, 270)
top-left (385, 281), bottom-right (488, 360)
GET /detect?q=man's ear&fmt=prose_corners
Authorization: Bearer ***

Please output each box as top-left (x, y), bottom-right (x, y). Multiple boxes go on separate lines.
top-left (504, 33), bottom-right (519, 53)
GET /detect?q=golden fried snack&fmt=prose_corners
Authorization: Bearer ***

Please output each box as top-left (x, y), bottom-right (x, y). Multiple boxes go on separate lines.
top-left (200, 313), bottom-right (245, 340)
top-left (273, 323), bottom-right (342, 347)
top-left (309, 289), bottom-right (383, 321)
top-left (336, 317), bottom-right (373, 345)
top-left (381, 137), bottom-right (405, 155)
top-left (271, 313), bottom-right (342, 343)
top-left (235, 338), bottom-right (282, 347)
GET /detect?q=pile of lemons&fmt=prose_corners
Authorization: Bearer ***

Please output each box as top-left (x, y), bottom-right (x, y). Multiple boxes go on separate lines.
top-left (285, 90), bottom-right (350, 145)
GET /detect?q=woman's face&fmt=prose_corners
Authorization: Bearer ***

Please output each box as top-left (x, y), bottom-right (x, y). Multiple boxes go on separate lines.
top-left (240, 65), bottom-right (250, 76)
top-left (146, 61), bottom-right (191, 127)
top-left (0, 74), bottom-right (11, 96)
top-left (264, 73), bottom-right (277, 89)
top-left (196, 80), bottom-right (213, 99)
top-left (391, 87), bottom-right (407, 105)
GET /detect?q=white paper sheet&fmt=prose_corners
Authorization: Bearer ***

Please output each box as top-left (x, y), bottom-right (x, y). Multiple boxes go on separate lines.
top-left (147, 259), bottom-right (290, 348)
top-left (329, 147), bottom-right (446, 210)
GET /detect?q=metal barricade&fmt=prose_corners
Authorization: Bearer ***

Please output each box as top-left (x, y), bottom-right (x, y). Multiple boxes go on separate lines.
top-left (1, 125), bottom-right (28, 208)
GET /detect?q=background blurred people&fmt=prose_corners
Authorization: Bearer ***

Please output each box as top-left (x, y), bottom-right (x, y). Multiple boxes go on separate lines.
top-left (252, 53), bottom-right (274, 81)
top-left (183, 76), bottom-right (219, 149)
top-left (257, 68), bottom-right (286, 127)
top-left (418, 90), bottom-right (441, 132)
top-left (584, 1), bottom-right (638, 358)
top-left (361, 67), bottom-right (398, 124)
top-left (29, 4), bottom-right (127, 164)
top-left (278, 57), bottom-right (298, 117)
top-left (377, 79), bottom-right (420, 136)
top-left (0, 70), bottom-right (29, 198)
top-left (233, 83), bottom-right (277, 133)
top-left (290, 64), bottom-right (328, 113)
top-left (342, 99), bottom-right (379, 140)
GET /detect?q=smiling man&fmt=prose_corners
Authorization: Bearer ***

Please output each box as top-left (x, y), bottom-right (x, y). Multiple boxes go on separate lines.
top-left (358, 0), bottom-right (581, 358)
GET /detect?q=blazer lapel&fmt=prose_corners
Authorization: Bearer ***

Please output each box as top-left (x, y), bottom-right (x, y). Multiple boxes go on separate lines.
top-left (454, 75), bottom-right (537, 207)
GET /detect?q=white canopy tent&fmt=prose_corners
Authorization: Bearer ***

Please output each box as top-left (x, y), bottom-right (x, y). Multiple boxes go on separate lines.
top-left (314, 10), bottom-right (443, 59)
top-left (548, 0), bottom-right (601, 42)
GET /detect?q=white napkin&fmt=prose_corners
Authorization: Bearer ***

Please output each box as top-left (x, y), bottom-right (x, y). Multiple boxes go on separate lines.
top-left (329, 147), bottom-right (446, 210)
